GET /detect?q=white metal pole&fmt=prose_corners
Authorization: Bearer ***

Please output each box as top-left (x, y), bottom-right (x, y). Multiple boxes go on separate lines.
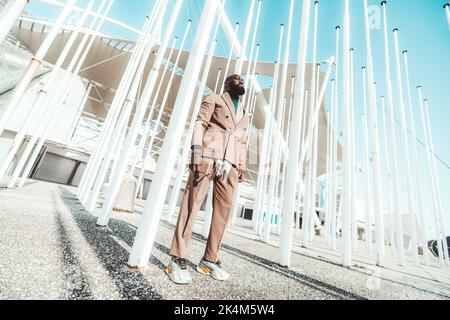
top-left (80, 15), bottom-right (158, 205)
top-left (97, 0), bottom-right (184, 226)
top-left (341, 0), bottom-right (352, 267)
top-left (304, 64), bottom-right (320, 245)
top-left (235, 0), bottom-right (255, 74)
top-left (444, 3), bottom-right (450, 31)
top-left (296, 89), bottom-right (309, 239)
top-left (242, 0), bottom-right (262, 108)
top-left (166, 27), bottom-right (221, 224)
top-left (301, 0), bottom-right (319, 247)
top-left (257, 83), bottom-right (276, 237)
top-left (213, 68), bottom-right (222, 94)
top-left (77, 14), bottom-right (154, 200)
top-left (279, 78), bottom-right (295, 234)
top-left (0, 0), bottom-right (77, 137)
top-left (246, 44), bottom-right (261, 111)
top-left (361, 67), bottom-right (373, 253)
top-left (142, 21), bottom-right (192, 161)
top-left (308, 63), bottom-right (321, 244)
top-left (0, 0), bottom-right (29, 43)
top-left (418, 93), bottom-right (448, 265)
top-left (260, 25), bottom-right (284, 237)
top-left (402, 50), bottom-right (430, 265)
top-left (424, 99), bottom-right (450, 264)
top-left (417, 88), bottom-right (445, 265)
top-left (393, 29), bottom-right (419, 265)
top-left (330, 26), bottom-right (340, 251)
top-left (305, 60), bottom-right (334, 243)
top-left (263, 0), bottom-right (295, 242)
top-left (220, 22), bottom-right (239, 94)
top-left (276, 97), bottom-right (290, 235)
top-left (77, 0), bottom-right (163, 198)
top-left (349, 48), bottom-right (358, 251)
top-left (254, 128), bottom-right (270, 235)
top-left (380, 96), bottom-right (397, 256)
top-left (81, 10), bottom-right (164, 207)
top-left (325, 79), bottom-right (335, 242)
top-left (269, 97), bottom-right (287, 236)
top-left (79, 0), bottom-right (165, 202)
top-left (0, 0), bottom-right (93, 183)
top-left (350, 48), bottom-right (358, 252)
top-left (84, 83), bottom-right (140, 210)
top-left (128, 0), bottom-right (219, 268)
top-left (130, 36), bottom-right (179, 175)
top-left (12, 0), bottom-right (114, 189)
top-left (278, 0), bottom-right (311, 268)
top-left (363, 0), bottom-right (385, 266)
top-left (253, 98), bottom-right (270, 233)
top-left (380, 1), bottom-right (405, 265)
top-left (133, 48), bottom-right (180, 199)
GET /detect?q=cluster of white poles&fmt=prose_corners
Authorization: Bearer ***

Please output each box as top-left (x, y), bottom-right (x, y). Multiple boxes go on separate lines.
top-left (0, 0), bottom-right (448, 270)
top-left (250, 0), bottom-right (449, 269)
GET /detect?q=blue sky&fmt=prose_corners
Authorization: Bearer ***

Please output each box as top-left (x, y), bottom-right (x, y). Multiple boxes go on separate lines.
top-left (27, 0), bottom-right (449, 236)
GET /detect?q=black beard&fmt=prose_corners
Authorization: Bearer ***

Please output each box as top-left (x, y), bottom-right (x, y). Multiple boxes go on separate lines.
top-left (229, 85), bottom-right (246, 97)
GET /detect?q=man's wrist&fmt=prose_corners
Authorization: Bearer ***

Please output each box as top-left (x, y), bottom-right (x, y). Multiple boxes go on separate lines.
top-left (191, 145), bottom-right (202, 151)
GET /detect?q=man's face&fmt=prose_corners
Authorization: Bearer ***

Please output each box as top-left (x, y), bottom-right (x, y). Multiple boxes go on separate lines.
top-left (226, 75), bottom-right (245, 96)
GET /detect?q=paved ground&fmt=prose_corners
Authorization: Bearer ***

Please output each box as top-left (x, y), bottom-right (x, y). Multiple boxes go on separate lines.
top-left (0, 180), bottom-right (449, 300)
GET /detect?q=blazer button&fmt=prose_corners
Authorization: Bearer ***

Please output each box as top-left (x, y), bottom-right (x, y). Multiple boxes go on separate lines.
top-left (226, 116), bottom-right (229, 119)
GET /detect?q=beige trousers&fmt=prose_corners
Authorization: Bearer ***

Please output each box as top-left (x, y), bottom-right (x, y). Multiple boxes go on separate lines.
top-left (169, 163), bottom-right (238, 262)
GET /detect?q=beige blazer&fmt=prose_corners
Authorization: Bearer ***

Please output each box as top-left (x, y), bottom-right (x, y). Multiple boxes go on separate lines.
top-left (192, 92), bottom-right (250, 171)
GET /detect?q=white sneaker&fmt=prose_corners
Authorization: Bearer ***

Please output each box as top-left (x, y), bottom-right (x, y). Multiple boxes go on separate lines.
top-left (166, 258), bottom-right (193, 285)
top-left (196, 258), bottom-right (230, 281)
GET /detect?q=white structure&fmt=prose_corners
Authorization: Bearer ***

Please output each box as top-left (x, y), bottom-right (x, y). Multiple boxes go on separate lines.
top-left (0, 0), bottom-right (448, 272)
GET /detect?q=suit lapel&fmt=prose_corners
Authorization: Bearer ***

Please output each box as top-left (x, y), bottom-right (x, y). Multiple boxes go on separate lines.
top-left (236, 108), bottom-right (250, 128)
top-left (222, 93), bottom-right (237, 125)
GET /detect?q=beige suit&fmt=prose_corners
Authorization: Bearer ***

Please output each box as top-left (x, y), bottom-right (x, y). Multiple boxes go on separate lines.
top-left (170, 93), bottom-right (250, 262)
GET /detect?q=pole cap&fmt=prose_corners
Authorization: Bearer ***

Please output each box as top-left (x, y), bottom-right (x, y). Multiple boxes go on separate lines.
top-left (444, 3), bottom-right (449, 9)
top-left (381, 1), bottom-right (387, 6)
top-left (335, 25), bottom-right (340, 30)
top-left (417, 85), bottom-right (422, 89)
top-left (393, 28), bottom-right (399, 32)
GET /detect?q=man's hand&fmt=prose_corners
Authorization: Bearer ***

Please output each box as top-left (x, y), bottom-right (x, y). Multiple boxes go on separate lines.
top-left (238, 169), bottom-right (246, 183)
top-left (190, 145), bottom-right (202, 179)
top-left (192, 164), bottom-right (200, 180)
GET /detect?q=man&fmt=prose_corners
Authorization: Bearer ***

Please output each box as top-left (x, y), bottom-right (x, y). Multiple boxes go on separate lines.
top-left (166, 74), bottom-right (250, 285)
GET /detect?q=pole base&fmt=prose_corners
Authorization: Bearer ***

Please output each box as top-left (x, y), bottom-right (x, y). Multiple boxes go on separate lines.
top-left (278, 264), bottom-right (289, 269)
top-left (127, 264), bottom-right (147, 271)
